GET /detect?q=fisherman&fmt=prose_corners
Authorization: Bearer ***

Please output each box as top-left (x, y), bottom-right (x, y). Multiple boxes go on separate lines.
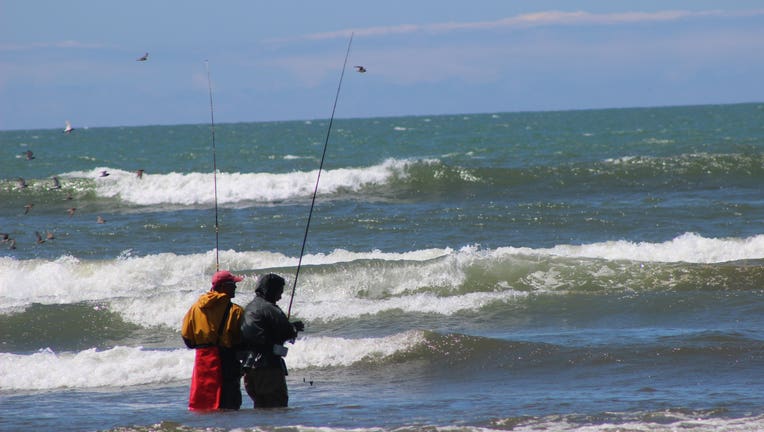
top-left (240, 273), bottom-right (304, 408)
top-left (181, 270), bottom-right (245, 410)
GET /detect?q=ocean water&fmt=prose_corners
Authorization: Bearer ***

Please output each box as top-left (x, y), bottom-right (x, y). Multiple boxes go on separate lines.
top-left (1, 103), bottom-right (764, 432)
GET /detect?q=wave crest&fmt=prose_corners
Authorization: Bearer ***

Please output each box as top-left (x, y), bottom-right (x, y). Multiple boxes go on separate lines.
top-left (61, 159), bottom-right (418, 206)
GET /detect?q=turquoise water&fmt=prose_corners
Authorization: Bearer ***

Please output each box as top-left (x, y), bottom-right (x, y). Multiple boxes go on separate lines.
top-left (1, 103), bottom-right (764, 431)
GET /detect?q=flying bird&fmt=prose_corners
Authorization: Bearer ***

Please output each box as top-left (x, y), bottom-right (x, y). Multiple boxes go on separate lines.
top-left (23, 203), bottom-right (33, 215)
top-left (24, 150), bottom-right (35, 160)
top-left (354, 65), bottom-right (367, 73)
top-left (136, 169), bottom-right (144, 179)
top-left (1, 233), bottom-right (9, 242)
top-left (99, 170), bottom-right (110, 177)
top-left (67, 207), bottom-right (77, 217)
top-left (17, 177), bottom-right (27, 189)
top-left (8, 239), bottom-right (16, 250)
top-left (35, 231), bottom-right (45, 244)
top-left (46, 231), bottom-right (55, 240)
top-left (137, 52), bottom-right (149, 61)
top-left (96, 216), bottom-right (106, 224)
top-left (64, 120), bottom-right (74, 134)
top-left (51, 176), bottom-right (61, 189)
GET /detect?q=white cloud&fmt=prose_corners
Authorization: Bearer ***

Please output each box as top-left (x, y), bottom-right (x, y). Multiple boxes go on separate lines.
top-left (259, 9), bottom-right (764, 92)
top-left (271, 9), bottom-right (764, 43)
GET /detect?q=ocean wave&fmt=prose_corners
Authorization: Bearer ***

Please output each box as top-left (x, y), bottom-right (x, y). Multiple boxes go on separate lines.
top-left (5, 152), bottom-right (762, 208)
top-left (3, 328), bottom-right (761, 392)
top-left (0, 331), bottom-right (425, 391)
top-left (0, 302), bottom-right (139, 352)
top-left (500, 232), bottom-right (764, 263)
top-left (59, 159), bottom-right (420, 206)
top-left (1, 233), bottom-right (763, 329)
top-left (0, 346), bottom-right (193, 391)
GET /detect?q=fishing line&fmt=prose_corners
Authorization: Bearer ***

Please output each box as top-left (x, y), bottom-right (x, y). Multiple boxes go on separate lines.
top-left (287, 33), bottom-right (354, 318)
top-left (205, 60), bottom-right (221, 271)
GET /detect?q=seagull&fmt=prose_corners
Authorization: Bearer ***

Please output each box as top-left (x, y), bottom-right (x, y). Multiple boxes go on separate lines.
top-left (17, 177), bottom-right (27, 189)
top-left (96, 216), bottom-right (106, 224)
top-left (137, 52), bottom-right (149, 61)
top-left (354, 65), bottom-right (367, 73)
top-left (51, 176), bottom-right (61, 189)
top-left (67, 207), bottom-right (77, 217)
top-left (24, 150), bottom-right (35, 160)
top-left (23, 203), bottom-right (33, 215)
top-left (35, 231), bottom-right (45, 244)
top-left (64, 120), bottom-right (74, 134)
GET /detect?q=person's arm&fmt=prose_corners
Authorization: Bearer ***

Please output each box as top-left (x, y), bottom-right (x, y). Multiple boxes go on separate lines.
top-left (181, 306), bottom-right (198, 348)
top-left (273, 307), bottom-right (300, 343)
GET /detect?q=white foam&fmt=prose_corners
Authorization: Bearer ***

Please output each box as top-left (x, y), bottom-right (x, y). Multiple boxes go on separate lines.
top-left (60, 159), bottom-right (419, 206)
top-left (297, 290), bottom-right (526, 322)
top-left (0, 252), bottom-right (212, 312)
top-left (499, 232), bottom-right (764, 263)
top-left (283, 154), bottom-right (315, 160)
top-left (0, 331), bottom-right (426, 391)
top-left (0, 247), bottom-right (457, 326)
top-left (287, 331), bottom-right (425, 369)
top-left (0, 346), bottom-right (193, 391)
top-left (2, 233), bottom-right (763, 329)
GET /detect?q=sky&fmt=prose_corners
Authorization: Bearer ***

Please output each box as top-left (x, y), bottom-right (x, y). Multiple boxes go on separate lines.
top-left (2, 1), bottom-right (764, 130)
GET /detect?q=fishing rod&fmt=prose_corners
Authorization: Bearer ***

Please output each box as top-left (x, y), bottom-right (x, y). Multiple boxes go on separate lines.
top-left (287, 33), bottom-right (354, 318)
top-left (205, 60), bottom-right (221, 271)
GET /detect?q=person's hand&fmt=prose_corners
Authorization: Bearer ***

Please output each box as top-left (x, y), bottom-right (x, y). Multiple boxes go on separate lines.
top-left (292, 321), bottom-right (305, 332)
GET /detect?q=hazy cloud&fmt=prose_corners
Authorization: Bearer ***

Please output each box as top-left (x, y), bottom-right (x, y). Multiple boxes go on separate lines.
top-left (0, 40), bottom-right (107, 52)
top-left (271, 9), bottom-right (764, 43)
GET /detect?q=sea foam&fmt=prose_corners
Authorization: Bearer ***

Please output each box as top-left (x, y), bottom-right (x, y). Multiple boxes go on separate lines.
top-left (2, 233), bottom-right (763, 329)
top-left (61, 159), bottom-right (416, 206)
top-left (0, 331), bottom-right (426, 391)
top-left (499, 232), bottom-right (764, 263)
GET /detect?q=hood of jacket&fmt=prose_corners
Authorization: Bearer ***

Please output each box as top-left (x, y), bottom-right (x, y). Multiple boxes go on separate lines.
top-left (255, 273), bottom-right (285, 303)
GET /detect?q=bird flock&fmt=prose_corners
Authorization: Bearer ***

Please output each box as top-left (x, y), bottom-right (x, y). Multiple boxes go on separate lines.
top-left (3, 52), bottom-right (155, 251)
top-left (4, 126), bottom-right (145, 252)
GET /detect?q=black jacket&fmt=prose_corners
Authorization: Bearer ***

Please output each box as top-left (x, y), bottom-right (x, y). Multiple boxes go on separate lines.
top-left (241, 296), bottom-right (297, 348)
top-left (240, 274), bottom-right (298, 371)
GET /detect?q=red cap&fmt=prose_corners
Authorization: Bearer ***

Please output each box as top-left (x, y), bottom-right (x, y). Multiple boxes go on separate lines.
top-left (211, 270), bottom-right (244, 288)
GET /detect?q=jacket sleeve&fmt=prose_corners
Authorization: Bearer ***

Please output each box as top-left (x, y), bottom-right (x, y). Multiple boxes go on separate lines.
top-left (273, 309), bottom-right (298, 344)
top-left (181, 306), bottom-right (197, 348)
top-left (241, 302), bottom-right (298, 349)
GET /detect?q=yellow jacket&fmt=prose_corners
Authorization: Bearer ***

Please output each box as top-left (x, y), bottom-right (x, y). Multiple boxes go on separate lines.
top-left (181, 291), bottom-right (243, 349)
